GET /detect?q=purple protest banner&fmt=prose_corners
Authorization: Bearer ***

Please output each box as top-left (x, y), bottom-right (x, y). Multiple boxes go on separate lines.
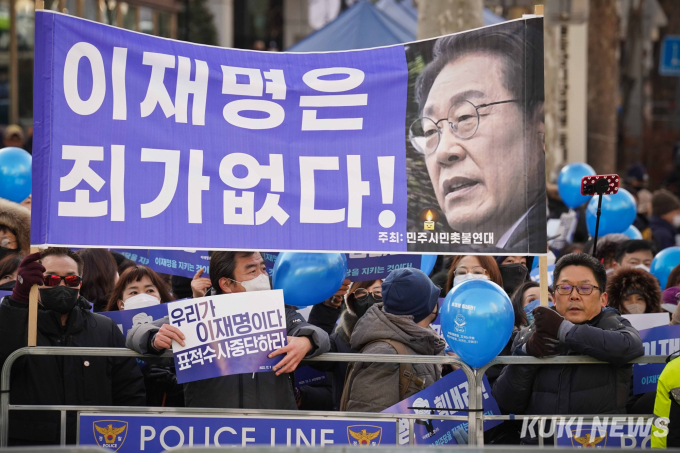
top-left (382, 369), bottom-right (501, 445)
top-left (167, 290), bottom-right (287, 384)
top-left (147, 249), bottom-right (210, 278)
top-left (633, 325), bottom-right (680, 394)
top-left (32, 11), bottom-right (546, 255)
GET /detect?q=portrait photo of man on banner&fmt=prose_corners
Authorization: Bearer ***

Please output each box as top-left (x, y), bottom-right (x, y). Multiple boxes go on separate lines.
top-left (405, 20), bottom-right (546, 254)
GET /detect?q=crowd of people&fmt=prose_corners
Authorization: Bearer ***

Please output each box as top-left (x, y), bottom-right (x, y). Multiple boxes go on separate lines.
top-left (0, 167), bottom-right (679, 446)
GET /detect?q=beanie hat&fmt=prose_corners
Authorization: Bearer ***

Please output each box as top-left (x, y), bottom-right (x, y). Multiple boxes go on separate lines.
top-left (626, 163), bottom-right (647, 183)
top-left (661, 287), bottom-right (680, 314)
top-left (382, 268), bottom-right (439, 323)
top-left (652, 189), bottom-right (680, 217)
top-left (0, 198), bottom-right (31, 255)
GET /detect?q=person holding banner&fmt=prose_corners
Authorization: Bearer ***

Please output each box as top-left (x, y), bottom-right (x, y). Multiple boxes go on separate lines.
top-left (492, 253), bottom-right (644, 444)
top-left (126, 251), bottom-right (329, 409)
top-left (0, 249), bottom-right (146, 445)
top-left (408, 22), bottom-right (545, 253)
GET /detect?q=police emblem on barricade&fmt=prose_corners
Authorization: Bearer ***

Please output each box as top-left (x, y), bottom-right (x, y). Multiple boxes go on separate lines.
top-left (571, 429), bottom-right (607, 448)
top-left (347, 425), bottom-right (383, 446)
top-left (93, 420), bottom-right (128, 451)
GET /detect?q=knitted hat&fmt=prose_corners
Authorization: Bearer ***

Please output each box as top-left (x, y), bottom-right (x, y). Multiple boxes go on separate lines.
top-left (382, 268), bottom-right (440, 323)
top-left (652, 189), bottom-right (680, 217)
top-left (661, 287), bottom-right (680, 314)
top-left (0, 198), bottom-right (30, 255)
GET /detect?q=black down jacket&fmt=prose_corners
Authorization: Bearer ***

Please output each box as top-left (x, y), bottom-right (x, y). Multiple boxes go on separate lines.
top-left (492, 308), bottom-right (643, 442)
top-left (0, 296), bottom-right (146, 446)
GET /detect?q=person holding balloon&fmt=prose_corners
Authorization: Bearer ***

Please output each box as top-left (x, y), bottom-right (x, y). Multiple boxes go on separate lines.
top-left (649, 190), bottom-right (680, 252)
top-left (126, 251), bottom-right (330, 410)
top-left (492, 253), bottom-right (644, 444)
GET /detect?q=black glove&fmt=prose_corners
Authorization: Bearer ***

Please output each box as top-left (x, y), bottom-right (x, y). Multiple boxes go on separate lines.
top-left (11, 252), bottom-right (45, 303)
top-left (145, 366), bottom-right (178, 392)
top-left (525, 331), bottom-right (560, 358)
top-left (533, 306), bottom-right (565, 338)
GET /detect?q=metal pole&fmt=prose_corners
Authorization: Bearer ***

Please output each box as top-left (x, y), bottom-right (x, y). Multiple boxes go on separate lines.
top-left (592, 193), bottom-right (604, 256)
top-left (60, 410), bottom-right (67, 445)
top-left (408, 418), bottom-right (414, 446)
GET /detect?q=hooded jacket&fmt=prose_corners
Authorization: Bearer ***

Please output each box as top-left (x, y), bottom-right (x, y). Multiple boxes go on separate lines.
top-left (126, 305), bottom-right (330, 409)
top-left (0, 198), bottom-right (30, 255)
top-left (492, 307), bottom-right (643, 444)
top-left (0, 296), bottom-right (146, 445)
top-left (606, 267), bottom-right (662, 313)
top-left (343, 303), bottom-right (446, 412)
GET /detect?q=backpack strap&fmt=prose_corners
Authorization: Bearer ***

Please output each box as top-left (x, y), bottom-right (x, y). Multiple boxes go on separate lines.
top-left (339, 339), bottom-right (425, 410)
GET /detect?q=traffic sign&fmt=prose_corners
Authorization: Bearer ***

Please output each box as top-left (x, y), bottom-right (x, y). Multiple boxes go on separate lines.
top-left (660, 35), bottom-right (680, 76)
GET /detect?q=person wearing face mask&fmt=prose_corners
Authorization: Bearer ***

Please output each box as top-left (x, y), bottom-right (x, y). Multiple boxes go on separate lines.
top-left (445, 254), bottom-right (504, 293)
top-left (306, 279), bottom-right (381, 410)
top-left (0, 253), bottom-right (22, 292)
top-left (606, 267), bottom-right (663, 315)
top-left (649, 189), bottom-right (680, 252)
top-left (0, 198), bottom-right (30, 260)
top-left (342, 268), bottom-right (445, 412)
top-left (126, 251), bottom-right (330, 410)
top-left (612, 240), bottom-right (655, 272)
top-left (0, 249), bottom-right (146, 446)
top-left (494, 255), bottom-right (533, 297)
top-left (106, 266), bottom-right (182, 408)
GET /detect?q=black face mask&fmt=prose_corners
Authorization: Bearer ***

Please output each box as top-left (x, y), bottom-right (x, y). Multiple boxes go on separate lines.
top-left (352, 294), bottom-right (380, 318)
top-left (39, 286), bottom-right (80, 314)
top-left (499, 263), bottom-right (528, 297)
top-left (0, 246), bottom-right (16, 262)
top-left (0, 280), bottom-right (15, 291)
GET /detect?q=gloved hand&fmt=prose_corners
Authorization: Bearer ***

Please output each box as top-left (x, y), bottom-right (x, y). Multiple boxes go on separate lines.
top-left (145, 366), bottom-right (178, 392)
top-left (533, 306), bottom-right (564, 338)
top-left (11, 252), bottom-right (45, 303)
top-left (453, 426), bottom-right (468, 445)
top-left (525, 331), bottom-right (560, 358)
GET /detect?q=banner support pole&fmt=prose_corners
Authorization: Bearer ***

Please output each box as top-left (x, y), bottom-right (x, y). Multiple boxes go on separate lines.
top-left (539, 255), bottom-right (549, 306)
top-left (28, 285), bottom-right (38, 347)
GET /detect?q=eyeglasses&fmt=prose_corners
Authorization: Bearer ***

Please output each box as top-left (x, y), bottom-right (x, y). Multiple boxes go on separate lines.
top-left (554, 284), bottom-right (601, 296)
top-left (409, 99), bottom-right (518, 156)
top-left (43, 274), bottom-right (82, 287)
top-left (454, 266), bottom-right (487, 277)
top-left (353, 288), bottom-right (382, 302)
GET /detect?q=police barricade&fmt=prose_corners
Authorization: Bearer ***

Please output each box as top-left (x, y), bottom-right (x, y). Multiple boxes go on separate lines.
top-left (0, 347), bottom-right (668, 449)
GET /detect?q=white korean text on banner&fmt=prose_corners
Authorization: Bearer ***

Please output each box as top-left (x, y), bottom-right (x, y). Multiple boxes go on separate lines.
top-left (167, 290), bottom-right (287, 384)
top-left (32, 12), bottom-right (546, 255)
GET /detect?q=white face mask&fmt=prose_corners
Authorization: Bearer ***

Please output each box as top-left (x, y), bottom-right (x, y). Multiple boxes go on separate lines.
top-left (122, 293), bottom-right (160, 310)
top-left (634, 264), bottom-right (651, 273)
top-left (236, 273), bottom-right (271, 292)
top-left (453, 273), bottom-right (489, 287)
top-left (623, 302), bottom-right (646, 315)
top-left (674, 215), bottom-right (680, 228)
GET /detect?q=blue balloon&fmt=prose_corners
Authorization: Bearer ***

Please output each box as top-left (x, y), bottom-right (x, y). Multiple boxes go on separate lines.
top-left (650, 247), bottom-right (680, 290)
top-left (272, 252), bottom-right (348, 308)
top-left (623, 225), bottom-right (643, 240)
top-left (440, 279), bottom-right (514, 368)
top-left (585, 188), bottom-right (637, 237)
top-left (557, 163), bottom-right (595, 209)
top-left (420, 255), bottom-right (437, 276)
top-left (0, 147), bottom-right (32, 203)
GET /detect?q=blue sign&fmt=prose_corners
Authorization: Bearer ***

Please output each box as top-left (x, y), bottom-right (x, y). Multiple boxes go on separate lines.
top-left (148, 249), bottom-right (210, 278)
top-left (98, 303), bottom-right (170, 337)
top-left (633, 325), bottom-right (680, 394)
top-left (296, 366), bottom-right (328, 387)
top-left (555, 418), bottom-right (654, 449)
top-left (382, 369), bottom-right (502, 445)
top-left (530, 264), bottom-right (554, 286)
top-left (31, 11), bottom-right (546, 254)
top-left (79, 414), bottom-right (396, 452)
top-left (660, 36), bottom-right (680, 76)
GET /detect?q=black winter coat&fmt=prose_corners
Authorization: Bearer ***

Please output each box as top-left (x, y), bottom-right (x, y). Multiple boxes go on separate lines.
top-left (0, 296), bottom-right (146, 445)
top-left (492, 308), bottom-right (643, 443)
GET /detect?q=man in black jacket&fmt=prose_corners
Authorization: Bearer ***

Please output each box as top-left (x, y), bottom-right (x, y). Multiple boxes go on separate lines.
top-left (0, 249), bottom-right (146, 446)
top-left (127, 251), bottom-right (330, 409)
top-left (492, 253), bottom-right (644, 444)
